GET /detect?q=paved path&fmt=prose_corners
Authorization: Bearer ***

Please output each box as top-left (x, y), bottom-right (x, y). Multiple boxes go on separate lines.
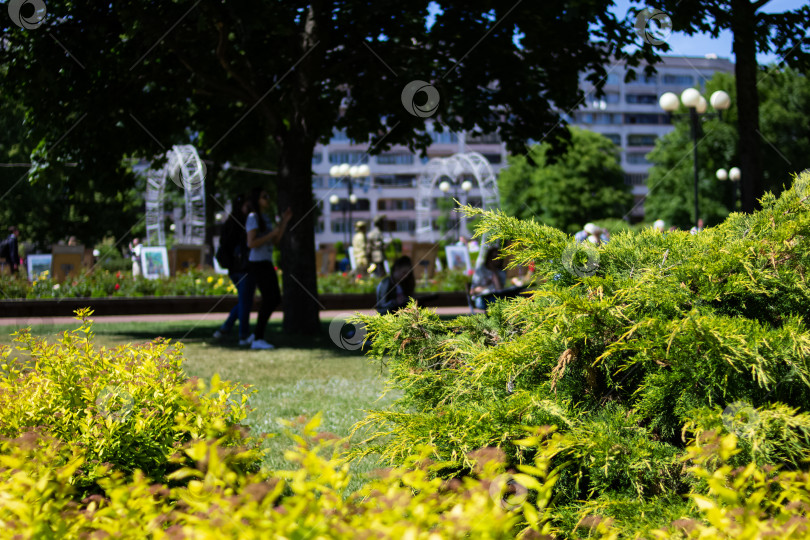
top-left (0, 306), bottom-right (473, 326)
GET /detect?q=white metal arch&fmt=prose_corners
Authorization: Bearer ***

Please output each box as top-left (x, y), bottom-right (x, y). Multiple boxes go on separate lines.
top-left (415, 151), bottom-right (500, 239)
top-left (145, 145), bottom-right (206, 246)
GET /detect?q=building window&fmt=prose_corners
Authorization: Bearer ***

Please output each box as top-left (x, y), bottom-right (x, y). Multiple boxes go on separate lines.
top-left (663, 74), bottom-right (694, 86)
top-left (626, 152), bottom-right (651, 164)
top-left (393, 219), bottom-right (416, 232)
top-left (483, 153), bottom-right (502, 164)
top-left (624, 173), bottom-right (649, 186)
top-left (625, 94), bottom-right (658, 104)
top-left (314, 220), bottom-right (324, 233)
top-left (378, 198), bottom-right (416, 211)
top-left (624, 113), bottom-right (665, 125)
top-left (374, 175), bottom-right (415, 187)
top-left (627, 134), bottom-right (658, 146)
top-left (312, 176), bottom-right (325, 189)
top-left (331, 221), bottom-right (348, 233)
top-left (606, 73), bottom-right (621, 84)
top-left (430, 131), bottom-right (459, 144)
top-left (376, 153), bottom-right (414, 165)
top-left (312, 153), bottom-right (322, 164)
top-left (328, 151), bottom-right (369, 164)
top-left (603, 133), bottom-right (621, 146)
top-left (626, 73), bottom-right (657, 85)
top-left (466, 132), bottom-right (501, 144)
top-left (330, 198), bottom-right (370, 212)
top-left (592, 92), bottom-right (621, 105)
top-left (577, 112), bottom-right (621, 124)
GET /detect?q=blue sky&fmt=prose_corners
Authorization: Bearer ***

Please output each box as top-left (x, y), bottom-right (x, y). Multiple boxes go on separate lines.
top-left (427, 1), bottom-right (805, 65)
top-left (610, 0), bottom-right (806, 65)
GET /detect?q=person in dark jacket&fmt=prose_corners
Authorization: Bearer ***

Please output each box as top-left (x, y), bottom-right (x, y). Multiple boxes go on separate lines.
top-left (213, 195), bottom-right (255, 345)
top-left (375, 256), bottom-right (416, 315)
top-left (0, 226), bottom-right (20, 274)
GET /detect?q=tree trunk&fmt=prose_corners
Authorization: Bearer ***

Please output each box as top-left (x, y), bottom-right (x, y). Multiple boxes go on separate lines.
top-left (731, 0), bottom-right (763, 213)
top-left (277, 133), bottom-right (321, 334)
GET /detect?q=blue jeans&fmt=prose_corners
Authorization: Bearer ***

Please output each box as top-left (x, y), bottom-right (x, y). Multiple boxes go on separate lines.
top-left (221, 271), bottom-right (256, 339)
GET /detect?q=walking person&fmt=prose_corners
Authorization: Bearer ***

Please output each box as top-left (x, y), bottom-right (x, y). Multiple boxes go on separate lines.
top-left (245, 187), bottom-right (292, 350)
top-left (213, 194), bottom-right (255, 345)
top-left (0, 226), bottom-right (21, 275)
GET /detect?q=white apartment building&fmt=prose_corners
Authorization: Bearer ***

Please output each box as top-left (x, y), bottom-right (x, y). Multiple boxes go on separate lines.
top-left (571, 55), bottom-right (735, 217)
top-left (313, 55), bottom-right (735, 246)
top-left (312, 128), bottom-right (508, 245)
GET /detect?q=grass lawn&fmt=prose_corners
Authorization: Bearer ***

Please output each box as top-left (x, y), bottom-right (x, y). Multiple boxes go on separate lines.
top-left (0, 316), bottom-right (398, 491)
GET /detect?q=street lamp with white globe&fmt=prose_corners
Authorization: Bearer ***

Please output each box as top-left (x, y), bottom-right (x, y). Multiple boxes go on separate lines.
top-left (329, 162), bottom-right (370, 243)
top-left (660, 88), bottom-right (731, 229)
top-left (716, 166), bottom-right (741, 212)
top-left (438, 177), bottom-right (474, 241)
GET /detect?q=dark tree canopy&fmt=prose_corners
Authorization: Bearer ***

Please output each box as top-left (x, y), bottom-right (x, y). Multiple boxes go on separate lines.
top-left (2, 1), bottom-right (655, 331)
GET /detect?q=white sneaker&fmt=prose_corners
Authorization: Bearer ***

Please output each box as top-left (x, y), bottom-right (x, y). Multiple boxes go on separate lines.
top-left (213, 329), bottom-right (225, 339)
top-left (239, 335), bottom-right (255, 346)
top-left (251, 339), bottom-right (275, 350)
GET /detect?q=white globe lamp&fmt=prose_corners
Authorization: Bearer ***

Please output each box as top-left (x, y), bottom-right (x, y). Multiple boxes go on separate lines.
top-left (659, 92), bottom-right (679, 112)
top-left (729, 167), bottom-right (741, 181)
top-left (680, 88), bottom-right (701, 108)
top-left (710, 90), bottom-right (731, 111)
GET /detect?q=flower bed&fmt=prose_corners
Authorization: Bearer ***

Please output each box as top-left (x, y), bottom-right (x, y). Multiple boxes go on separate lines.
top-left (0, 268), bottom-right (472, 299)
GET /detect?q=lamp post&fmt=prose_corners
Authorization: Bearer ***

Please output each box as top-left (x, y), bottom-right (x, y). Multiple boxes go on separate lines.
top-left (439, 178), bottom-right (473, 241)
top-left (659, 88), bottom-right (731, 229)
top-left (328, 193), bottom-right (346, 244)
top-left (716, 166), bottom-right (741, 212)
top-left (329, 163), bottom-right (370, 244)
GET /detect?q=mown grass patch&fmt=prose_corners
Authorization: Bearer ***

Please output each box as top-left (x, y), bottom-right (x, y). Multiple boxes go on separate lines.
top-left (0, 317), bottom-right (398, 491)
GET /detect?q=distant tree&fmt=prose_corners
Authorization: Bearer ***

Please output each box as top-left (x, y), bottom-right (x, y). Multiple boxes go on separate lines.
top-left (644, 68), bottom-right (810, 229)
top-left (498, 127), bottom-right (631, 234)
top-left (635, 0), bottom-right (810, 213)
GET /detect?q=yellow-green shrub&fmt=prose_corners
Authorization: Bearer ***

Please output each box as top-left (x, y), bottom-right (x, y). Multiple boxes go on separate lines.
top-left (0, 309), bottom-right (261, 492)
top-left (0, 416), bottom-right (562, 538)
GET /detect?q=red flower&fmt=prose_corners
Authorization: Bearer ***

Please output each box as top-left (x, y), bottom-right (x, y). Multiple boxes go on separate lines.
top-left (116, 271), bottom-right (122, 279)
top-left (274, 266), bottom-right (279, 271)
top-left (356, 274), bottom-right (362, 280)
top-left (114, 283), bottom-right (120, 291)
top-left (342, 272), bottom-right (347, 277)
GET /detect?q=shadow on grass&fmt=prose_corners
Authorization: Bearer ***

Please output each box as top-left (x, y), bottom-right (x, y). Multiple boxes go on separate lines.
top-left (0, 313), bottom-right (463, 353)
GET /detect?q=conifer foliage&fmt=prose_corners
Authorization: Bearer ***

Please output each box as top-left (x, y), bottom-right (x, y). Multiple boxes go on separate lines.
top-left (355, 172), bottom-right (810, 532)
